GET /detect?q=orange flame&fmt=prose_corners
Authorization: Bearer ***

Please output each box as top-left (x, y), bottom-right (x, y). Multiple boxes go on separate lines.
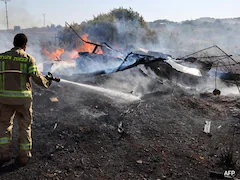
top-left (42, 34), bottom-right (103, 61)
top-left (42, 47), bottom-right (65, 60)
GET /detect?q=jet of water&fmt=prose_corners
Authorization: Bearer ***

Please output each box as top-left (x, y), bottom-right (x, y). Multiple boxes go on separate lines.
top-left (61, 79), bottom-right (141, 103)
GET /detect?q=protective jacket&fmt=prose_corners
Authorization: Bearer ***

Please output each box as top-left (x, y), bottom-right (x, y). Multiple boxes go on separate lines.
top-left (0, 47), bottom-right (51, 163)
top-left (0, 47), bottom-right (50, 105)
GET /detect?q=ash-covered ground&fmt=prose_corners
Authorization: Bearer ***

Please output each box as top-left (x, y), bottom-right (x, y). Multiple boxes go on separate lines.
top-left (1, 67), bottom-right (240, 180)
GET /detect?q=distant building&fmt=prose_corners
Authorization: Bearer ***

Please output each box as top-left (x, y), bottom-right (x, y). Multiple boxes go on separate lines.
top-left (14, 26), bottom-right (21, 31)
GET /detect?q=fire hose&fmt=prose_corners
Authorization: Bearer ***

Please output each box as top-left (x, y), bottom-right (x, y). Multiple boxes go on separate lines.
top-left (0, 70), bottom-right (60, 82)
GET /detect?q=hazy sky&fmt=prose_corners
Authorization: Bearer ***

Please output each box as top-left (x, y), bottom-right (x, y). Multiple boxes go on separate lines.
top-left (0, 0), bottom-right (239, 29)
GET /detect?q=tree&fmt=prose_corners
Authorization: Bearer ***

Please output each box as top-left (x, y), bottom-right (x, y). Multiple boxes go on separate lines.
top-left (57, 7), bottom-right (158, 48)
top-left (57, 23), bottom-right (83, 50)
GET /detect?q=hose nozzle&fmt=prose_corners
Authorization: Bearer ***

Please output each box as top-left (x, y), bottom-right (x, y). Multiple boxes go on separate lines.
top-left (45, 72), bottom-right (60, 82)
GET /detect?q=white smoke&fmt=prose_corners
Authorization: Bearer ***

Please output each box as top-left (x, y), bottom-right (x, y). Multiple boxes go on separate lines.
top-left (1, 8), bottom-right (239, 97)
top-left (196, 76), bottom-right (240, 96)
top-left (0, 0), bottom-right (45, 30)
top-left (145, 19), bottom-right (240, 96)
top-left (0, 31), bottom-right (49, 72)
top-left (100, 65), bottom-right (164, 97)
top-left (26, 39), bottom-right (46, 66)
top-left (8, 7), bottom-right (41, 29)
top-left (0, 31), bottom-right (13, 52)
top-left (50, 61), bottom-right (77, 76)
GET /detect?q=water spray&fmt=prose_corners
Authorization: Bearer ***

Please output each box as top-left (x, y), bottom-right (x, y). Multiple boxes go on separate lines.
top-left (60, 79), bottom-right (140, 102)
top-left (44, 72), bottom-right (140, 102)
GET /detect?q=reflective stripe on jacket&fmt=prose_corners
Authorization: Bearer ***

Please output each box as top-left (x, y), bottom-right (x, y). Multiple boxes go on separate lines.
top-left (0, 47), bottom-right (50, 103)
top-left (0, 90), bottom-right (32, 98)
top-left (0, 137), bottom-right (10, 145)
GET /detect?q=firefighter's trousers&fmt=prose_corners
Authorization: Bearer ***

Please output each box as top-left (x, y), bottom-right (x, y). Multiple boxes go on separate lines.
top-left (0, 102), bottom-right (32, 160)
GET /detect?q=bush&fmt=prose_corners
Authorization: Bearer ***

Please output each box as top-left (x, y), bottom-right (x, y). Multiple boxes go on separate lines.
top-left (57, 7), bottom-right (158, 49)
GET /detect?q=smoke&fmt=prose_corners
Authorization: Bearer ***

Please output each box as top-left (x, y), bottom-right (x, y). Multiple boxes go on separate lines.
top-left (196, 76), bottom-right (240, 96)
top-left (27, 38), bottom-right (47, 69)
top-left (143, 19), bottom-right (240, 96)
top-left (0, 32), bottom-right (13, 52)
top-left (0, 0), bottom-right (51, 72)
top-left (153, 19), bottom-right (240, 57)
top-left (53, 17), bottom-right (240, 97)
top-left (0, 3), bottom-right (42, 30)
top-left (1, 11), bottom-right (240, 97)
top-left (50, 61), bottom-right (77, 76)
top-left (100, 65), bottom-right (165, 97)
top-left (9, 7), bottom-right (41, 29)
top-left (0, 31), bottom-right (49, 72)
top-left (112, 20), bottom-right (150, 46)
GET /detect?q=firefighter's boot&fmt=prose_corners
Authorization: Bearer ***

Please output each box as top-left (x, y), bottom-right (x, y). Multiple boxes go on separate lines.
top-left (16, 151), bottom-right (32, 167)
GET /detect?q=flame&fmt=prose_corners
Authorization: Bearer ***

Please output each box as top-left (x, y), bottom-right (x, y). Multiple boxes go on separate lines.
top-left (74, 34), bottom-right (103, 55)
top-left (76, 34), bottom-right (94, 52)
top-left (41, 47), bottom-right (65, 60)
top-left (42, 34), bottom-right (103, 61)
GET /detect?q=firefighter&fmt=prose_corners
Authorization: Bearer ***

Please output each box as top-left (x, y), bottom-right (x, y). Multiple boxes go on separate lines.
top-left (0, 33), bottom-right (52, 166)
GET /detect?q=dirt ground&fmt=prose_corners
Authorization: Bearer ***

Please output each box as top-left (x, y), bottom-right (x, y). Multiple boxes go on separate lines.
top-left (0, 69), bottom-right (240, 180)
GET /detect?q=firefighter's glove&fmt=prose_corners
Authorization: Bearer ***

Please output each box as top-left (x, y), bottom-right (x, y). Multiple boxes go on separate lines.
top-left (44, 76), bottom-right (52, 87)
top-left (47, 79), bottom-right (52, 87)
top-left (45, 72), bottom-right (53, 87)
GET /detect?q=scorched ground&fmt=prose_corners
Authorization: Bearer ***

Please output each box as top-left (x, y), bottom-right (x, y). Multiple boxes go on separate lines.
top-left (0, 71), bottom-right (240, 180)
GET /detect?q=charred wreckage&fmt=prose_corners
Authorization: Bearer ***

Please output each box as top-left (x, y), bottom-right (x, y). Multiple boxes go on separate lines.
top-left (43, 23), bottom-right (240, 96)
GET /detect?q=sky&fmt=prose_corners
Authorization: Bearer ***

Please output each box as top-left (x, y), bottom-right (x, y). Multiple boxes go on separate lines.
top-left (0, 0), bottom-right (239, 29)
